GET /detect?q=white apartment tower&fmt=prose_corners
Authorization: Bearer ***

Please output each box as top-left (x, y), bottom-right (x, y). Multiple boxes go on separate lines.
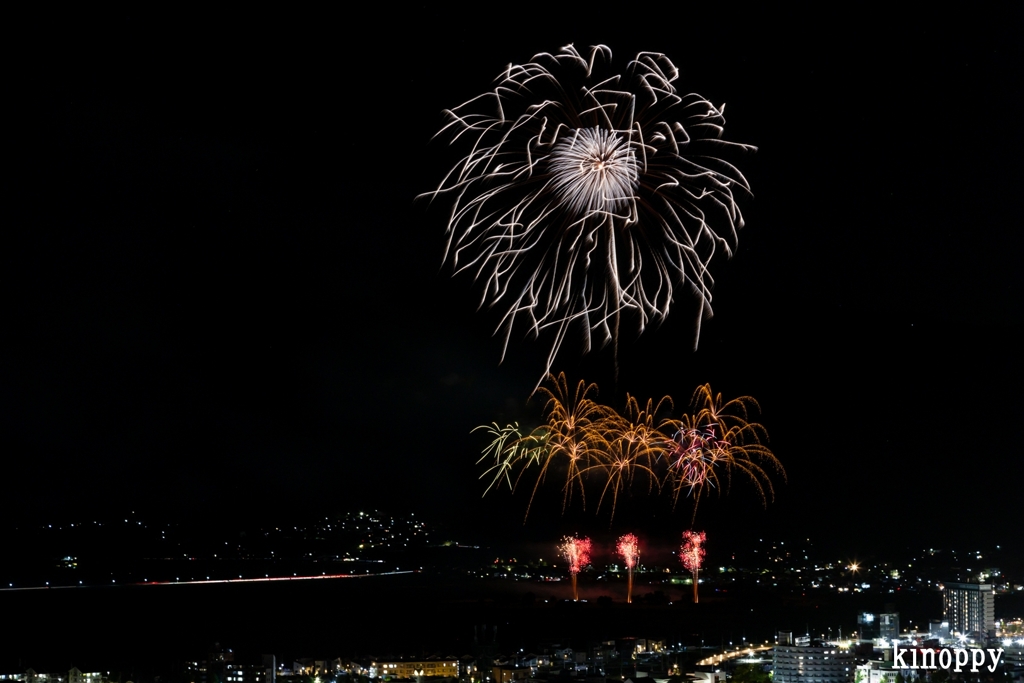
top-left (942, 582), bottom-right (995, 639)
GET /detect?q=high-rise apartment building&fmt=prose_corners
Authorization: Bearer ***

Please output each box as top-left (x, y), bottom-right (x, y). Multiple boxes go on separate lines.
top-left (942, 582), bottom-right (995, 639)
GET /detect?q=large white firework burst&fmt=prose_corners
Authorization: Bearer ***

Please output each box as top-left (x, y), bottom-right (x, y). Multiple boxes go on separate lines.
top-left (422, 44), bottom-right (755, 381)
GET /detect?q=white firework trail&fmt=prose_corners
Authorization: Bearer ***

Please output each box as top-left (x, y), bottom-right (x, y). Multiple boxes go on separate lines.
top-left (422, 44), bottom-right (755, 385)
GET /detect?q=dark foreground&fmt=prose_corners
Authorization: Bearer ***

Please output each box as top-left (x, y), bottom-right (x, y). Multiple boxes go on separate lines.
top-left (1, 572), bottom-right (964, 675)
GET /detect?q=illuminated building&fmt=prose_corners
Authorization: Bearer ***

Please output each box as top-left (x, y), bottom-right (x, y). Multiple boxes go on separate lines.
top-left (942, 582), bottom-right (995, 639)
top-left (1002, 643), bottom-right (1024, 677)
top-left (67, 671), bottom-right (104, 683)
top-left (490, 667), bottom-right (528, 683)
top-left (0, 671), bottom-right (107, 683)
top-left (858, 613), bottom-right (900, 643)
top-left (371, 659), bottom-right (459, 680)
top-left (692, 674), bottom-right (726, 683)
top-left (855, 661), bottom-right (897, 683)
top-left (185, 646), bottom-right (272, 683)
top-left (773, 634), bottom-right (854, 683)
top-left (928, 620), bottom-right (950, 640)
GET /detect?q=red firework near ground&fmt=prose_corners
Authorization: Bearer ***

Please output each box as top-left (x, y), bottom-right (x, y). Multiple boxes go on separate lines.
top-left (559, 536), bottom-right (592, 601)
top-left (680, 530), bottom-right (706, 603)
top-left (616, 533), bottom-right (640, 603)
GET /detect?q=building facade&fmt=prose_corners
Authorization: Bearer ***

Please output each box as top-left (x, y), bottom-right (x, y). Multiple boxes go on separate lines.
top-left (371, 660), bottom-right (459, 680)
top-left (774, 640), bottom-right (855, 683)
top-left (942, 582), bottom-right (995, 639)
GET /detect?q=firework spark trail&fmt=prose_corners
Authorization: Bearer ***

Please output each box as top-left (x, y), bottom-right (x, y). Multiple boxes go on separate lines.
top-left (473, 422), bottom-right (548, 496)
top-left (524, 374), bottom-right (617, 519)
top-left (680, 530), bottom-right (706, 603)
top-left (423, 45), bottom-right (755, 384)
top-left (661, 384), bottom-right (784, 514)
top-left (617, 533), bottom-right (639, 603)
top-left (559, 535), bottom-right (592, 601)
top-left (474, 376), bottom-right (784, 522)
top-left (581, 394), bottom-right (665, 519)
top-left (664, 420), bottom-right (725, 506)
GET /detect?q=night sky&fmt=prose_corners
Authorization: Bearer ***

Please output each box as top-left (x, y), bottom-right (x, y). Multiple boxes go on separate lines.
top-left (4, 9), bottom-right (1022, 556)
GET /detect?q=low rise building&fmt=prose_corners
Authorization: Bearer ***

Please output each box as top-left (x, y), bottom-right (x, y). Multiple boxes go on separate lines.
top-left (774, 637), bottom-right (855, 683)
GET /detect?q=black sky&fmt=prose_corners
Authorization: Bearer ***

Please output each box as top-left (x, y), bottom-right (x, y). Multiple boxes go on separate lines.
top-left (3, 8), bottom-right (1022, 554)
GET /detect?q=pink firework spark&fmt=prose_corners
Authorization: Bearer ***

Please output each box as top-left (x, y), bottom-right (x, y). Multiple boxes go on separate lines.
top-left (680, 530), bottom-right (706, 603)
top-left (559, 535), bottom-right (592, 601)
top-left (617, 532), bottom-right (640, 604)
top-left (559, 536), bottom-right (592, 575)
top-left (617, 534), bottom-right (639, 569)
top-left (680, 530), bottom-right (706, 572)
top-left (669, 426), bottom-right (727, 484)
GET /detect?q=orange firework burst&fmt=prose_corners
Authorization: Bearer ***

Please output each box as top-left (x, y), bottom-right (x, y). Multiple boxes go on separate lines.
top-left (534, 374), bottom-right (617, 515)
top-left (475, 374), bottom-right (617, 520)
top-left (680, 530), bottom-right (706, 603)
top-left (581, 394), bottom-right (664, 519)
top-left (617, 533), bottom-right (640, 603)
top-left (559, 535), bottom-right (592, 601)
top-left (662, 384), bottom-right (784, 512)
